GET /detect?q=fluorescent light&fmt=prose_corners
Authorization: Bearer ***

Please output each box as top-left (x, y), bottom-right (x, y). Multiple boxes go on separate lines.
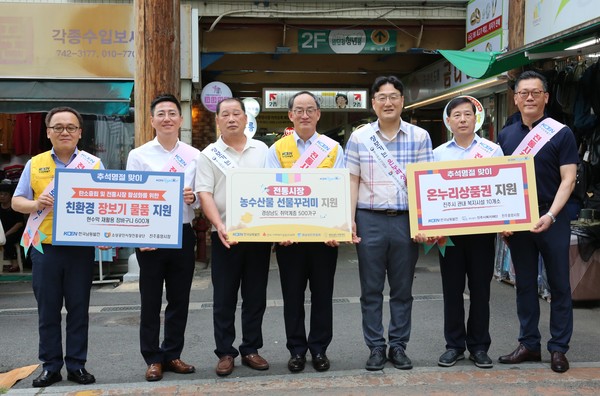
top-left (565, 37), bottom-right (599, 50)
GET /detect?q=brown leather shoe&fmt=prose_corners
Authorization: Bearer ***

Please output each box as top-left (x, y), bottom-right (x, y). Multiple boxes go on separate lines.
top-left (498, 344), bottom-right (541, 364)
top-left (551, 351), bottom-right (569, 373)
top-left (165, 358), bottom-right (195, 374)
top-left (216, 355), bottom-right (234, 376)
top-left (241, 353), bottom-right (269, 370)
top-left (145, 363), bottom-right (163, 381)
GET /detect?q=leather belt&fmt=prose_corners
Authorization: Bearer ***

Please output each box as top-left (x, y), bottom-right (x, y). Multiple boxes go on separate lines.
top-left (360, 208), bottom-right (408, 217)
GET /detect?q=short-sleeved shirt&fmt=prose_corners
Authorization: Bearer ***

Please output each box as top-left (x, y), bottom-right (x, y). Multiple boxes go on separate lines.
top-left (195, 137), bottom-right (269, 231)
top-left (498, 117), bottom-right (578, 203)
top-left (13, 148), bottom-right (89, 200)
top-left (265, 131), bottom-right (345, 169)
top-left (433, 134), bottom-right (504, 161)
top-left (126, 138), bottom-right (200, 225)
top-left (345, 120), bottom-right (433, 211)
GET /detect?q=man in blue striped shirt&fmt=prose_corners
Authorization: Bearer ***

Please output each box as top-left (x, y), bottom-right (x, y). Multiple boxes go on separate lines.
top-left (345, 76), bottom-right (433, 371)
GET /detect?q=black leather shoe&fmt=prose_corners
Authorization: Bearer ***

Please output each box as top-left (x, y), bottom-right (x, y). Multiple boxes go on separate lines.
top-left (312, 353), bottom-right (330, 372)
top-left (438, 349), bottom-right (465, 367)
top-left (389, 346), bottom-right (412, 370)
top-left (498, 344), bottom-right (541, 364)
top-left (365, 347), bottom-right (387, 371)
top-left (551, 351), bottom-right (569, 373)
top-left (469, 351), bottom-right (493, 369)
top-left (67, 368), bottom-right (96, 384)
top-left (32, 370), bottom-right (62, 387)
top-left (288, 354), bottom-right (306, 373)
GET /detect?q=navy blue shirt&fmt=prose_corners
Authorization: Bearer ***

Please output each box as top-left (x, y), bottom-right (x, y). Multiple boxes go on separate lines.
top-left (498, 116), bottom-right (578, 204)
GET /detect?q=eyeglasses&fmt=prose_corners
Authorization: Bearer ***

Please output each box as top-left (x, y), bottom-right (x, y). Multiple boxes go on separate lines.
top-left (48, 124), bottom-right (80, 134)
top-left (292, 107), bottom-right (317, 116)
top-left (373, 94), bottom-right (402, 103)
top-left (515, 90), bottom-right (545, 99)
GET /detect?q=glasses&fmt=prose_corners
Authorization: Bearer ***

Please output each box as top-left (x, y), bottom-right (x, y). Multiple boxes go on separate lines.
top-left (292, 107), bottom-right (317, 116)
top-left (515, 90), bottom-right (545, 99)
top-left (48, 124), bottom-right (80, 134)
top-left (373, 94), bottom-right (402, 103)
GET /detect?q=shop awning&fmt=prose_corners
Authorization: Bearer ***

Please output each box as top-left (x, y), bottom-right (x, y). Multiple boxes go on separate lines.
top-left (0, 81), bottom-right (133, 115)
top-left (438, 34), bottom-right (596, 80)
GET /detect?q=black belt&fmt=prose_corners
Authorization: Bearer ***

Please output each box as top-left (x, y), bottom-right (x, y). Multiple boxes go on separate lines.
top-left (360, 208), bottom-right (408, 217)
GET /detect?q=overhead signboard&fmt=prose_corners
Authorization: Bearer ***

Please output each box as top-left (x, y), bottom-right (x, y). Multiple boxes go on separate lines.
top-left (525, 0), bottom-right (600, 45)
top-left (298, 29), bottom-right (396, 54)
top-left (0, 3), bottom-right (134, 78)
top-left (263, 89), bottom-right (368, 111)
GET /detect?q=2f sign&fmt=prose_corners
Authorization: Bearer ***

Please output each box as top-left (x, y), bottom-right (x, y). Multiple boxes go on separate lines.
top-left (300, 31), bottom-right (327, 49)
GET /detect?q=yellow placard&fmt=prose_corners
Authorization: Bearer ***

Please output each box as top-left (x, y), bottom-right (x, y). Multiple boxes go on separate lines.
top-left (407, 155), bottom-right (539, 237)
top-left (226, 168), bottom-right (352, 242)
top-left (0, 3), bottom-right (134, 78)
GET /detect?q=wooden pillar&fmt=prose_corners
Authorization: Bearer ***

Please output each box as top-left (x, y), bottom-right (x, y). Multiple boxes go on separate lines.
top-left (134, 0), bottom-right (181, 146)
top-left (506, 0), bottom-right (525, 116)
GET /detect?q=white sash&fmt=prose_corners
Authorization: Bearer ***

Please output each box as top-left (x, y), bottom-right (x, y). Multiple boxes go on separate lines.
top-left (163, 142), bottom-right (198, 173)
top-left (466, 137), bottom-right (501, 159)
top-left (22, 150), bottom-right (101, 254)
top-left (203, 142), bottom-right (238, 174)
top-left (357, 125), bottom-right (408, 193)
top-left (512, 117), bottom-right (565, 156)
top-left (292, 134), bottom-right (337, 169)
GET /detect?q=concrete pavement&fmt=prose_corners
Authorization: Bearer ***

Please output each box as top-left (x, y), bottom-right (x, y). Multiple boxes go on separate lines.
top-left (1, 244), bottom-right (599, 395)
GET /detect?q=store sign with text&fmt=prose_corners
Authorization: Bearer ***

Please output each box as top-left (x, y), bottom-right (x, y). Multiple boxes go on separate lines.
top-left (263, 88), bottom-right (368, 111)
top-left (298, 29), bottom-right (396, 54)
top-left (0, 3), bottom-right (134, 78)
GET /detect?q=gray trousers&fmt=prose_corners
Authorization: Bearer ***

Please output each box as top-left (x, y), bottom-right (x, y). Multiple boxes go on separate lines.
top-left (355, 209), bottom-right (418, 351)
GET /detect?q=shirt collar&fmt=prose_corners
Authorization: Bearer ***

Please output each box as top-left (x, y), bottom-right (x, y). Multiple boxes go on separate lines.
top-left (50, 147), bottom-right (79, 164)
top-left (293, 130), bottom-right (318, 144)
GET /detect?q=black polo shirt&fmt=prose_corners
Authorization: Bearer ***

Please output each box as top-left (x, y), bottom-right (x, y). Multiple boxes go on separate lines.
top-left (498, 116), bottom-right (578, 204)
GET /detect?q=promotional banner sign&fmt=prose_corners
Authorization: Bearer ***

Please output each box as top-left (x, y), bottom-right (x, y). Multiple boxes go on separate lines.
top-left (226, 168), bottom-right (352, 242)
top-left (407, 155), bottom-right (538, 237)
top-left (53, 169), bottom-right (184, 248)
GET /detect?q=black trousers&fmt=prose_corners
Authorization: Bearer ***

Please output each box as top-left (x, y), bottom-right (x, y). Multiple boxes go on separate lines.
top-left (507, 208), bottom-right (573, 353)
top-left (211, 233), bottom-right (271, 358)
top-left (275, 243), bottom-right (337, 357)
top-left (136, 224), bottom-right (196, 365)
top-left (31, 244), bottom-right (95, 372)
top-left (439, 233), bottom-right (495, 353)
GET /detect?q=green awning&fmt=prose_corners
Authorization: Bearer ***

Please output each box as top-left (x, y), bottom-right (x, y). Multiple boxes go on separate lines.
top-left (438, 35), bottom-right (594, 80)
top-left (0, 81), bottom-right (133, 115)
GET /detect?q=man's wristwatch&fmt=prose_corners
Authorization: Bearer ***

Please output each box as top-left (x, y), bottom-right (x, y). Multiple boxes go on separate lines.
top-left (546, 211), bottom-right (556, 223)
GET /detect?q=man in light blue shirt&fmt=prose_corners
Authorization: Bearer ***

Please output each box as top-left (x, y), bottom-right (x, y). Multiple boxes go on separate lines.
top-left (432, 96), bottom-right (503, 370)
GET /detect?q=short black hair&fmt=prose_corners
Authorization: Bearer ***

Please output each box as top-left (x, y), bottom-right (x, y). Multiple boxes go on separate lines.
top-left (335, 93), bottom-right (348, 103)
top-left (515, 70), bottom-right (548, 92)
top-left (446, 97), bottom-right (476, 117)
top-left (371, 75), bottom-right (404, 96)
top-left (216, 97), bottom-right (245, 114)
top-left (150, 93), bottom-right (181, 115)
top-left (45, 107), bottom-right (83, 129)
top-left (288, 90), bottom-right (320, 110)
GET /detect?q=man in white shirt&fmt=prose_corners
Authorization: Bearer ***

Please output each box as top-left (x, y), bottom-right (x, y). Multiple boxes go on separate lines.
top-left (126, 94), bottom-right (200, 382)
top-left (196, 97), bottom-right (271, 377)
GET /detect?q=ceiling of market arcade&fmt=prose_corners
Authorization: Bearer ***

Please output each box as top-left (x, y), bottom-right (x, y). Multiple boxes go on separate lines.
top-left (195, 0), bottom-right (468, 98)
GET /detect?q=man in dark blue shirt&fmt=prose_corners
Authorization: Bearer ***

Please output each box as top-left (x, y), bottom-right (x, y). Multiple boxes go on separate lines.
top-left (497, 71), bottom-right (578, 373)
